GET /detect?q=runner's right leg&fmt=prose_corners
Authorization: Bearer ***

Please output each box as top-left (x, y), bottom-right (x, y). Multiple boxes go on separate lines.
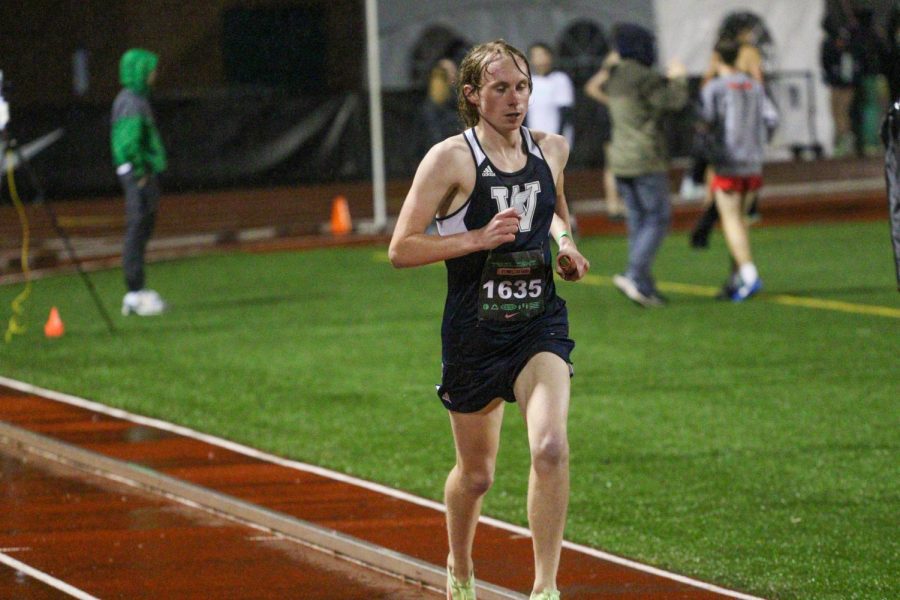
top-left (445, 399), bottom-right (505, 585)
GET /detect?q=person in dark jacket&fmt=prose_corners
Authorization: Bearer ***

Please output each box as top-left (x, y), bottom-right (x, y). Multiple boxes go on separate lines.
top-left (111, 48), bottom-right (168, 316)
top-left (884, 5), bottom-right (900, 104)
top-left (415, 58), bottom-right (460, 159)
top-left (848, 8), bottom-right (888, 156)
top-left (821, 13), bottom-right (861, 157)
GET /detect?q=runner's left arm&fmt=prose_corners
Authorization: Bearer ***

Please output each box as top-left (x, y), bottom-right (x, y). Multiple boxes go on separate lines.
top-left (544, 140), bottom-right (589, 281)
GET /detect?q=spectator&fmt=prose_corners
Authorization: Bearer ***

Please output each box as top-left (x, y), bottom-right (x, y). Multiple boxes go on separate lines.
top-left (883, 5), bottom-right (900, 103)
top-left (525, 43), bottom-right (575, 146)
top-left (584, 51), bottom-right (627, 219)
top-left (700, 38), bottom-right (779, 302)
top-left (849, 7), bottom-right (889, 156)
top-left (689, 24), bottom-right (767, 249)
top-left (602, 23), bottom-right (688, 307)
top-left (821, 12), bottom-right (861, 157)
top-left (415, 58), bottom-right (460, 159)
top-left (111, 48), bottom-right (168, 316)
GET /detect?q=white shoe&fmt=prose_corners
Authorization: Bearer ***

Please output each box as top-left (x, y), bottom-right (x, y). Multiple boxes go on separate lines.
top-left (612, 274), bottom-right (656, 308)
top-left (142, 289), bottom-right (166, 305)
top-left (122, 290), bottom-right (167, 316)
top-left (679, 176), bottom-right (705, 202)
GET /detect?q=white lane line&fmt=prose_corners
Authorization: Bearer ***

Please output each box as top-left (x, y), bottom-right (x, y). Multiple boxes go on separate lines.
top-left (0, 376), bottom-right (765, 600)
top-left (0, 551), bottom-right (100, 600)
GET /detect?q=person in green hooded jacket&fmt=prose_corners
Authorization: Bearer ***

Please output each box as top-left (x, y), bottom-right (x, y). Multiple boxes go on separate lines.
top-left (111, 48), bottom-right (168, 316)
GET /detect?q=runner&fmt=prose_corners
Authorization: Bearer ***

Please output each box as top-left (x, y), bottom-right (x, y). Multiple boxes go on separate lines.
top-left (389, 39), bottom-right (590, 600)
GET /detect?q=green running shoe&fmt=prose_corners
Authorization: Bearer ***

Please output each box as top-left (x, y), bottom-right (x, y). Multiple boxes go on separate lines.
top-left (446, 564), bottom-right (476, 600)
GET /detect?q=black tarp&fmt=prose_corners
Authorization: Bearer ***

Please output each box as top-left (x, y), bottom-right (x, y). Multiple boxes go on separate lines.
top-left (3, 90), bottom-right (373, 198)
top-left (0, 87), bottom-right (698, 201)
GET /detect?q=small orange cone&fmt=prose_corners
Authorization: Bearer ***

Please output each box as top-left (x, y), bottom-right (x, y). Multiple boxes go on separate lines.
top-left (330, 195), bottom-right (352, 235)
top-left (44, 306), bottom-right (64, 338)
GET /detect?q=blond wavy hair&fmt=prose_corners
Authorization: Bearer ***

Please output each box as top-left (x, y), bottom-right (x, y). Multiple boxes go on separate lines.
top-left (456, 40), bottom-right (532, 128)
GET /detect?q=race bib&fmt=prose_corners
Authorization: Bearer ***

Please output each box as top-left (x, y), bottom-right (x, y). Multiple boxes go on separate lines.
top-left (478, 249), bottom-right (546, 322)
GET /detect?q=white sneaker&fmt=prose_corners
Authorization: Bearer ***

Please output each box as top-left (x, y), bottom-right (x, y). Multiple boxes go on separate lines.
top-left (142, 289), bottom-right (165, 305)
top-left (612, 274), bottom-right (656, 308)
top-left (679, 176), bottom-right (705, 202)
top-left (122, 290), bottom-right (167, 316)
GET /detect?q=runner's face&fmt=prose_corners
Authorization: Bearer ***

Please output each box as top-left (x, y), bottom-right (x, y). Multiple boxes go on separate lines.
top-left (473, 54), bottom-right (530, 131)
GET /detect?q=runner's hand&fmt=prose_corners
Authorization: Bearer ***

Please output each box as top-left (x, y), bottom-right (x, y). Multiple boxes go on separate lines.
top-left (477, 207), bottom-right (520, 250)
top-left (556, 248), bottom-right (590, 281)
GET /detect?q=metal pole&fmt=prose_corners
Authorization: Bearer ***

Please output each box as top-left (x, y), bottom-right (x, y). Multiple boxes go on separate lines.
top-left (364, 0), bottom-right (387, 231)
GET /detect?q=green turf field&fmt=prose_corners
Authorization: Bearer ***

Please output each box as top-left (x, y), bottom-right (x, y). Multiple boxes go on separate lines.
top-left (2, 220), bottom-right (898, 599)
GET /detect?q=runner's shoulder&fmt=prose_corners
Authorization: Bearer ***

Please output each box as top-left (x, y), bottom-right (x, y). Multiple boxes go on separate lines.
top-left (420, 134), bottom-right (473, 179)
top-left (530, 130), bottom-right (569, 166)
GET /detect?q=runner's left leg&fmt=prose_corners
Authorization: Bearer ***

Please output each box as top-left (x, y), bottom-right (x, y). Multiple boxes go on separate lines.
top-left (514, 352), bottom-right (571, 595)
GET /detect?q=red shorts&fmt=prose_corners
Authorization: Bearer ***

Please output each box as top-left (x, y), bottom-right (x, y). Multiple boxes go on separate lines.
top-left (711, 174), bottom-right (763, 193)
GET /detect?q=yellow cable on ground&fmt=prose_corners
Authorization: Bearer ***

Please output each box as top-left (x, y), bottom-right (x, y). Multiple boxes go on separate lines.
top-left (4, 150), bottom-right (32, 343)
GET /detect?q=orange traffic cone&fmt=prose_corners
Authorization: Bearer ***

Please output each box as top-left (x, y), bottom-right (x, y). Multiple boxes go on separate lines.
top-left (44, 306), bottom-right (64, 338)
top-left (330, 195), bottom-right (352, 235)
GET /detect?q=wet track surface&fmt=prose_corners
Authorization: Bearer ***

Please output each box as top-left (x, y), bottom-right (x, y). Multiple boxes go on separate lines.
top-left (0, 445), bottom-right (438, 599)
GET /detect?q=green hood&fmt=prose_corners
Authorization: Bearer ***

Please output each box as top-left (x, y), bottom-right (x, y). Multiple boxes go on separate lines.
top-left (119, 48), bottom-right (158, 94)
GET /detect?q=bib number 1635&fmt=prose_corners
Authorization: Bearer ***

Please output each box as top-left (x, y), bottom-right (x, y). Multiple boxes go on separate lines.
top-left (482, 279), bottom-right (542, 300)
top-left (478, 249), bottom-right (545, 321)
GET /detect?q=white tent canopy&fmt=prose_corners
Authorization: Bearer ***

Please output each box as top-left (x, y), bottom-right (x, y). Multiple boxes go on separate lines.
top-left (654, 0), bottom-right (829, 155)
top-left (375, 0), bottom-right (654, 90)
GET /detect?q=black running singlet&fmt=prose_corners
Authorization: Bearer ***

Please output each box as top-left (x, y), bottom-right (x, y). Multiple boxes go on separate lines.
top-left (435, 127), bottom-right (566, 366)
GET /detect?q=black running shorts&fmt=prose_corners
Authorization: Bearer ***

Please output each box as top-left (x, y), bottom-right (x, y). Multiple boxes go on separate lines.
top-left (436, 313), bottom-right (574, 413)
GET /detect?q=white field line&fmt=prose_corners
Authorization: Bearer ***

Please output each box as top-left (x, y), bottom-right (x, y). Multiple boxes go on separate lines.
top-left (0, 375), bottom-right (766, 600)
top-left (0, 551), bottom-right (100, 600)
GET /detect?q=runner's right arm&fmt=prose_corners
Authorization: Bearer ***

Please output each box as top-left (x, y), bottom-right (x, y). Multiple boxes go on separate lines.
top-left (389, 138), bottom-right (520, 268)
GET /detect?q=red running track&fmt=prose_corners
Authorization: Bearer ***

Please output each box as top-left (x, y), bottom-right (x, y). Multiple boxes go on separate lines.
top-left (0, 380), bottom-right (763, 599)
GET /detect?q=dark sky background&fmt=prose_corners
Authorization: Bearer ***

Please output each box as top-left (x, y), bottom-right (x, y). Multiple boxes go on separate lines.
top-left (1, 0), bottom-right (897, 106)
top-left (0, 0), bottom-right (362, 105)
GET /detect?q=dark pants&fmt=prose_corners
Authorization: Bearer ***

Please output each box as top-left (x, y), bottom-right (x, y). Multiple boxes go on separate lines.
top-left (120, 173), bottom-right (159, 292)
top-left (616, 173), bottom-right (671, 295)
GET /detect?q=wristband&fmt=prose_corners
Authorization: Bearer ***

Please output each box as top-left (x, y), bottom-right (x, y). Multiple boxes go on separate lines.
top-left (558, 231), bottom-right (570, 244)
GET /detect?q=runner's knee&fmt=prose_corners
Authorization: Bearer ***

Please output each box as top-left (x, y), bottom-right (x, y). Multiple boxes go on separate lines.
top-left (531, 434), bottom-right (569, 473)
top-left (457, 463), bottom-right (495, 496)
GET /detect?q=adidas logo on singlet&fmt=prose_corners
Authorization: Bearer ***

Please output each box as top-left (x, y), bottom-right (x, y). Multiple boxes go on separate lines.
top-left (481, 165), bottom-right (496, 177)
